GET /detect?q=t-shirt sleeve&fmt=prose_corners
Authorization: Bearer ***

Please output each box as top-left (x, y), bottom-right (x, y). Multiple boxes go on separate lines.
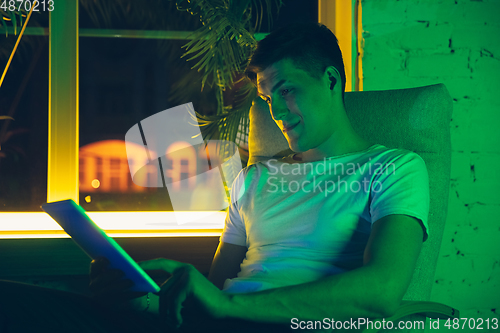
top-left (219, 168), bottom-right (248, 247)
top-left (370, 151), bottom-right (430, 241)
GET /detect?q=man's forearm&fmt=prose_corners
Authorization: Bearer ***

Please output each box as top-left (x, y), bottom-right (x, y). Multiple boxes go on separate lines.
top-left (223, 265), bottom-right (397, 324)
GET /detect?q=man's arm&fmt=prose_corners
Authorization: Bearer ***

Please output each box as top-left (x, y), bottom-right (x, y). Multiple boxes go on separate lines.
top-left (208, 242), bottom-right (247, 290)
top-left (139, 214), bottom-right (423, 326)
top-left (224, 214), bottom-right (423, 322)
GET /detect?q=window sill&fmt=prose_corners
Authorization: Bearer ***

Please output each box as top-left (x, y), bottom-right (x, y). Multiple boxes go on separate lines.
top-left (0, 211), bottom-right (225, 239)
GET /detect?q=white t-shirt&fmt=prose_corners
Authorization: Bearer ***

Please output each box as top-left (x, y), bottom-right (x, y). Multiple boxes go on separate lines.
top-left (220, 144), bottom-right (430, 294)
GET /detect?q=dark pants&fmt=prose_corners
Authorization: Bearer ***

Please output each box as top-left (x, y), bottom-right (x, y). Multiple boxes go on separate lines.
top-left (0, 280), bottom-right (297, 333)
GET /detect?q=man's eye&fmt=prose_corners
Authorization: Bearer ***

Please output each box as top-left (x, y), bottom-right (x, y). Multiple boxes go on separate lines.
top-left (281, 89), bottom-right (290, 97)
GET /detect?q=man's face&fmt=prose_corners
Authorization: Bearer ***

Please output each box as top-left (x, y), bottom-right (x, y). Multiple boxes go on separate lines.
top-left (256, 58), bottom-right (337, 153)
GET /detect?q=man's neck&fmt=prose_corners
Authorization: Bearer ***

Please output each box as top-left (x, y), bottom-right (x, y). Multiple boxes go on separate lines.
top-left (295, 112), bottom-right (373, 162)
top-left (296, 137), bottom-right (373, 162)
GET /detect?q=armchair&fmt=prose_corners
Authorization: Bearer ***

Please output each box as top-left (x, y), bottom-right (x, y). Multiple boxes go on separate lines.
top-left (247, 83), bottom-right (459, 331)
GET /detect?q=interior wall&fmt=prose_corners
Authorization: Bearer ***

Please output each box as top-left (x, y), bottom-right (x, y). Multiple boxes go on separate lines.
top-left (361, 0), bottom-right (499, 326)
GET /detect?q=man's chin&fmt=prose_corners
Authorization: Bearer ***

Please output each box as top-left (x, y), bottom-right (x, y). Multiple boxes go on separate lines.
top-left (288, 142), bottom-right (306, 153)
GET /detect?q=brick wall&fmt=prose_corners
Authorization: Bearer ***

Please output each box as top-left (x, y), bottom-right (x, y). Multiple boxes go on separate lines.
top-left (361, 0), bottom-right (499, 328)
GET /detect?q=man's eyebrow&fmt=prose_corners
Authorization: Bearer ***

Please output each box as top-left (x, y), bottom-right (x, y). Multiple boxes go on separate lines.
top-left (271, 79), bottom-right (288, 94)
top-left (258, 79), bottom-right (288, 96)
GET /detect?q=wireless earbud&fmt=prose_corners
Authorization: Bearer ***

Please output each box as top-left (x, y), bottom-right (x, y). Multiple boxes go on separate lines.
top-left (329, 77), bottom-right (337, 90)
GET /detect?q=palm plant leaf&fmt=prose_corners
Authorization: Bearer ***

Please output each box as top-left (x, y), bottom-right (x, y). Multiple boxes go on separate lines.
top-left (176, 0), bottom-right (281, 153)
top-left (195, 79), bottom-right (256, 146)
top-left (1, 15), bottom-right (8, 36)
top-left (1, 1), bottom-right (34, 37)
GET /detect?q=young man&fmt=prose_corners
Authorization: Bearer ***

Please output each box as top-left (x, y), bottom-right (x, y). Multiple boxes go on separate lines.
top-left (135, 22), bottom-right (430, 331)
top-left (0, 22), bottom-right (429, 333)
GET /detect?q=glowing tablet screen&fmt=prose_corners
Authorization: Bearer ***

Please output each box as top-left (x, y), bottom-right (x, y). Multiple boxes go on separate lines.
top-left (41, 199), bottom-right (160, 293)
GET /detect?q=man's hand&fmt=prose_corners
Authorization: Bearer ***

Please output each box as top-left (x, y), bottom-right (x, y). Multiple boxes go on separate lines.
top-left (138, 258), bottom-right (233, 329)
top-left (89, 257), bottom-right (147, 310)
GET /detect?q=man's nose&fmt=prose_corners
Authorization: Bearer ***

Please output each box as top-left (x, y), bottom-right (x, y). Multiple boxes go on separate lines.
top-left (270, 100), bottom-right (288, 121)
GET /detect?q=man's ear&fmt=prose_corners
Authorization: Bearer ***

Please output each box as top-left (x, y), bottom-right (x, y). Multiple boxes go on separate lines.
top-left (324, 66), bottom-right (341, 90)
top-left (330, 77), bottom-right (337, 90)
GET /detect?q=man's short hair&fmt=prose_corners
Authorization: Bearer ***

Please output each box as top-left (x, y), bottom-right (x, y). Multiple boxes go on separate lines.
top-left (245, 22), bottom-right (347, 104)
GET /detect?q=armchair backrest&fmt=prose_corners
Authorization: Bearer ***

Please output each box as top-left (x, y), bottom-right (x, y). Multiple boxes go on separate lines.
top-left (247, 83), bottom-right (452, 302)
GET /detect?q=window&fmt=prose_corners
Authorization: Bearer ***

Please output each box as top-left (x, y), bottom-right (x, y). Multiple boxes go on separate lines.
top-left (0, 0), bottom-right (357, 238)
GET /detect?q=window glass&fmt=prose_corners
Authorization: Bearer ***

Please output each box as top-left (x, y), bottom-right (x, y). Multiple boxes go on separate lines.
top-left (78, 0), bottom-right (318, 212)
top-left (0, 35), bottom-right (48, 211)
top-left (78, 4), bottom-right (218, 211)
top-left (0, 1), bottom-right (318, 213)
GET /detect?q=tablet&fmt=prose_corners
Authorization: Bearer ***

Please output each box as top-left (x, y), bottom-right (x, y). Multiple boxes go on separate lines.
top-left (41, 199), bottom-right (161, 293)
